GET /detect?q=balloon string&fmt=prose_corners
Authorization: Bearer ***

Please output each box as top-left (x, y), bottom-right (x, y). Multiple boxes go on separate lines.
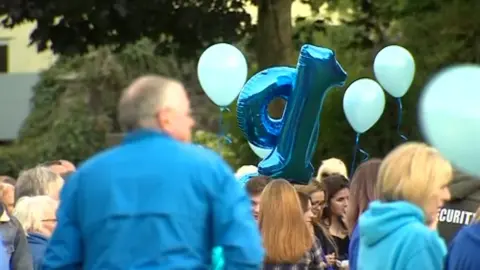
top-left (218, 107), bottom-right (232, 154)
top-left (349, 133), bottom-right (370, 178)
top-left (396, 98), bottom-right (408, 141)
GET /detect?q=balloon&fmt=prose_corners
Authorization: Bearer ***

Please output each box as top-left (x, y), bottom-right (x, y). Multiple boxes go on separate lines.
top-left (197, 43), bottom-right (248, 107)
top-left (419, 64), bottom-right (480, 177)
top-left (374, 45), bottom-right (415, 98)
top-left (238, 44), bottom-right (347, 184)
top-left (248, 142), bottom-right (272, 159)
top-left (237, 67), bottom-right (296, 149)
top-left (343, 78), bottom-right (386, 133)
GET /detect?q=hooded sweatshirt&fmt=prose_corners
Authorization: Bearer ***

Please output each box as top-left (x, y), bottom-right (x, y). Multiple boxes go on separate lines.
top-left (446, 223), bottom-right (480, 270)
top-left (358, 201), bottom-right (446, 270)
top-left (438, 171), bottom-right (480, 244)
top-left (27, 232), bottom-right (49, 270)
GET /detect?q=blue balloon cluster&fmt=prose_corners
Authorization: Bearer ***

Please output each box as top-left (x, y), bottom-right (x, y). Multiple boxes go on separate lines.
top-left (237, 45), bottom-right (347, 184)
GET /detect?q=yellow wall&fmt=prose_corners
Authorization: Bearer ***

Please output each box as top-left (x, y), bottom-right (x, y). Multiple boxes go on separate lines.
top-left (0, 23), bottom-right (57, 73)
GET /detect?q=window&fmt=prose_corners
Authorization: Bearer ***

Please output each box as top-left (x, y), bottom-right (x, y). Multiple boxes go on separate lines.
top-left (0, 40), bottom-right (8, 73)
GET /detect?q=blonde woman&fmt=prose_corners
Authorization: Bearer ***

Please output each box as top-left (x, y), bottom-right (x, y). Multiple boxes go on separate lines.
top-left (14, 196), bottom-right (59, 270)
top-left (446, 206), bottom-right (480, 270)
top-left (316, 158), bottom-right (348, 182)
top-left (261, 179), bottom-right (324, 269)
top-left (358, 142), bottom-right (452, 270)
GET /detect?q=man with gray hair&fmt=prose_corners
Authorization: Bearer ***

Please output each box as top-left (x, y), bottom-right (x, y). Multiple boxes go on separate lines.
top-left (44, 75), bottom-right (264, 269)
top-left (15, 166), bottom-right (65, 202)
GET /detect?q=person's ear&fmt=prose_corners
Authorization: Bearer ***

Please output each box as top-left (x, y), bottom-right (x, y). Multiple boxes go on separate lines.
top-left (157, 108), bottom-right (174, 129)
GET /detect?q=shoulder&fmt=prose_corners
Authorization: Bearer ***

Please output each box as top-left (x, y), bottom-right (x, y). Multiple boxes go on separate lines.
top-left (8, 215), bottom-right (24, 233)
top-left (80, 139), bottom-right (229, 172)
top-left (403, 224), bottom-right (447, 258)
top-left (450, 223), bottom-right (480, 247)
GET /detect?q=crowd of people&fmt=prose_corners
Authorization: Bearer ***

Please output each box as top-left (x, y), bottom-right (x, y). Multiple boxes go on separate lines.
top-left (0, 75), bottom-right (479, 269)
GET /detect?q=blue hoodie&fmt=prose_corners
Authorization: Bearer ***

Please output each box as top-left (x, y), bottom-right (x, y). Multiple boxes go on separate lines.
top-left (27, 232), bottom-right (49, 270)
top-left (446, 222), bottom-right (480, 270)
top-left (358, 201), bottom-right (446, 270)
top-left (43, 129), bottom-right (264, 269)
top-left (348, 224), bottom-right (359, 270)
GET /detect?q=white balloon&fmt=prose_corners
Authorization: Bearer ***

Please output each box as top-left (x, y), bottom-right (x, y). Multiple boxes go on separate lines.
top-left (248, 142), bottom-right (272, 159)
top-left (197, 43), bottom-right (248, 107)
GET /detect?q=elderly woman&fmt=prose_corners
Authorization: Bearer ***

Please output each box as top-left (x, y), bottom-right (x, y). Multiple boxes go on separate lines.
top-left (358, 142), bottom-right (452, 270)
top-left (14, 196), bottom-right (59, 270)
top-left (15, 166), bottom-right (64, 202)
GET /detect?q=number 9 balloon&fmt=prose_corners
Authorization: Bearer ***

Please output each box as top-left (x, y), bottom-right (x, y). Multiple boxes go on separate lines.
top-left (237, 45), bottom-right (347, 184)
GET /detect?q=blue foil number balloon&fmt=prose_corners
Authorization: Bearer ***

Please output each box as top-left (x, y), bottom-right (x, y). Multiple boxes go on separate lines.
top-left (237, 67), bottom-right (296, 149)
top-left (237, 45), bottom-right (347, 184)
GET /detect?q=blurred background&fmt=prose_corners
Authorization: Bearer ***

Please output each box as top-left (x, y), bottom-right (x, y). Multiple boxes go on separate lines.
top-left (0, 0), bottom-right (478, 175)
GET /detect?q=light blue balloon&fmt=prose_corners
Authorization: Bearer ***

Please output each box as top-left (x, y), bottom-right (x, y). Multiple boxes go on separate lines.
top-left (198, 43), bottom-right (248, 107)
top-left (248, 142), bottom-right (272, 159)
top-left (343, 78), bottom-right (386, 133)
top-left (374, 45), bottom-right (415, 98)
top-left (419, 64), bottom-right (480, 177)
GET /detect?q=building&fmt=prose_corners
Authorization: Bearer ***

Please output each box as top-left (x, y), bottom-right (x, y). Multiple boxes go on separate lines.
top-left (0, 23), bottom-right (50, 142)
top-left (0, 23), bottom-right (57, 73)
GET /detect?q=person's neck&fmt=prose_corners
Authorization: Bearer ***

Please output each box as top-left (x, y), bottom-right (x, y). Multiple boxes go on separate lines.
top-left (329, 216), bottom-right (346, 237)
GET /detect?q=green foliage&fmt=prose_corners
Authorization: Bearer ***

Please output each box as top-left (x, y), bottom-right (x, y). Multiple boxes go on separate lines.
top-left (0, 39), bottom-right (227, 176)
top-left (291, 0), bottom-right (480, 170)
top-left (0, 0), bottom-right (252, 58)
top-left (2, 0), bottom-right (480, 177)
top-left (193, 130), bottom-right (249, 169)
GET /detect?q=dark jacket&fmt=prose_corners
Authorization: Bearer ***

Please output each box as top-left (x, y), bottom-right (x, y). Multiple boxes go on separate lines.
top-left (0, 204), bottom-right (33, 270)
top-left (27, 233), bottom-right (48, 270)
top-left (438, 171), bottom-right (480, 244)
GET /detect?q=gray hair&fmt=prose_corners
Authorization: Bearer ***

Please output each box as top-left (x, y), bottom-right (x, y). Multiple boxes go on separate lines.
top-left (117, 75), bottom-right (183, 132)
top-left (13, 196), bottom-right (58, 233)
top-left (15, 166), bottom-right (64, 202)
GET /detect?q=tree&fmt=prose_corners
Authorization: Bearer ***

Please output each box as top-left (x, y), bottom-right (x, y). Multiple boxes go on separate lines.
top-left (0, 38), bottom-right (248, 176)
top-left (0, 0), bottom-right (252, 58)
top-left (292, 0), bottom-right (480, 168)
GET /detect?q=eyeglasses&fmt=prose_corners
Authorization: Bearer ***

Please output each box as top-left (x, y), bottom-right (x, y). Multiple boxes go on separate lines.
top-left (42, 219), bottom-right (57, 223)
top-left (312, 200), bottom-right (327, 208)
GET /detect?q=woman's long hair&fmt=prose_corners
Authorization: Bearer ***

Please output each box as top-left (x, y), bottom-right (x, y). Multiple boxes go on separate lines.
top-left (346, 159), bottom-right (382, 234)
top-left (260, 179), bottom-right (313, 263)
top-left (297, 191), bottom-right (311, 214)
top-left (295, 180), bottom-right (327, 198)
top-left (321, 175), bottom-right (349, 231)
top-left (295, 180), bottom-right (338, 255)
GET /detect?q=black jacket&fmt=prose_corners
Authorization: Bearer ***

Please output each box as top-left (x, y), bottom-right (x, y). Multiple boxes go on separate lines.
top-left (438, 171), bottom-right (480, 244)
top-left (0, 203), bottom-right (33, 270)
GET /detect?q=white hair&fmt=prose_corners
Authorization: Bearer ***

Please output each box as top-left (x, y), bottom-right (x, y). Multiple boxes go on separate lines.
top-left (235, 165), bottom-right (258, 179)
top-left (316, 158), bottom-right (348, 181)
top-left (15, 166), bottom-right (64, 202)
top-left (13, 196), bottom-right (58, 233)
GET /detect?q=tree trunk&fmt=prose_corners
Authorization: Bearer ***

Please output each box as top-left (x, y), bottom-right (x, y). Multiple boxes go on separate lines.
top-left (256, 0), bottom-right (294, 118)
